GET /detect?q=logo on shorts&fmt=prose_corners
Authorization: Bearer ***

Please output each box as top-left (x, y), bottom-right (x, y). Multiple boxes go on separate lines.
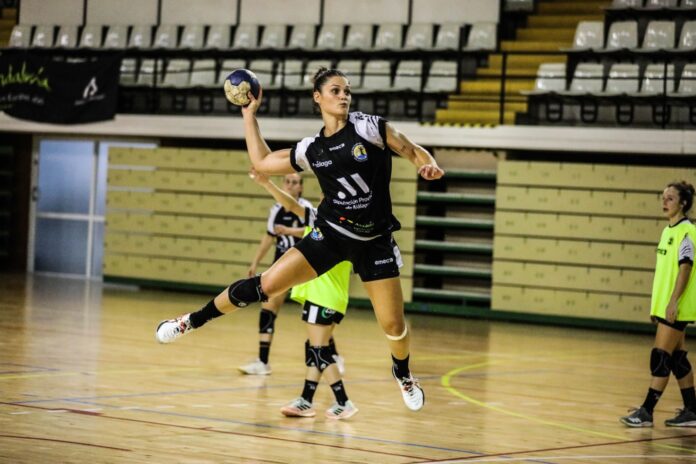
top-left (321, 308), bottom-right (336, 319)
top-left (374, 257), bottom-right (394, 265)
top-left (352, 143), bottom-right (368, 162)
top-left (310, 227), bottom-right (324, 241)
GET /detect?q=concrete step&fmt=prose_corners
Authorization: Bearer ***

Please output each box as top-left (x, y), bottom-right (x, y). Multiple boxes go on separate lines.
top-left (528, 14), bottom-right (603, 28)
top-left (488, 54), bottom-right (566, 69)
top-left (501, 40), bottom-right (570, 51)
top-left (517, 28), bottom-right (576, 42)
top-left (460, 79), bottom-right (535, 94)
top-left (435, 109), bottom-right (517, 125)
top-left (446, 100), bottom-right (528, 112)
top-left (537, 1), bottom-right (609, 14)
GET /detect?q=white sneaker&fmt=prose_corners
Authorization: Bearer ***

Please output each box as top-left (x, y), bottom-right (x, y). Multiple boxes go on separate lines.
top-left (333, 354), bottom-right (346, 376)
top-left (280, 397), bottom-right (316, 417)
top-left (394, 373), bottom-right (425, 411)
top-left (325, 400), bottom-right (358, 420)
top-left (238, 359), bottom-right (272, 375)
top-left (155, 314), bottom-right (193, 343)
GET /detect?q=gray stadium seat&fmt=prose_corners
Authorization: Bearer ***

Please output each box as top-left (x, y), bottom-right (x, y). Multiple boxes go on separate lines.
top-left (434, 23), bottom-right (461, 50)
top-left (248, 59), bottom-right (279, 89)
top-left (392, 60), bottom-right (423, 91)
top-left (357, 60), bottom-right (392, 92)
top-left (162, 59), bottom-right (191, 88)
top-left (336, 59), bottom-right (363, 89)
top-left (9, 25), bottom-right (32, 47)
top-left (644, 0), bottom-right (677, 8)
top-left (560, 63), bottom-right (604, 95)
top-left (424, 61), bottom-right (458, 92)
top-left (280, 59), bottom-right (304, 89)
top-left (522, 63), bottom-right (567, 95)
top-left (569, 21), bottom-right (604, 50)
top-left (673, 64), bottom-right (696, 96)
top-left (603, 21), bottom-right (638, 50)
top-left (316, 24), bottom-right (344, 50)
top-left (120, 59), bottom-right (138, 85)
top-left (189, 59), bottom-right (217, 87)
top-left (682, 0), bottom-right (696, 7)
top-left (465, 22), bottom-right (496, 50)
top-left (345, 24), bottom-right (373, 50)
top-left (55, 25), bottom-right (78, 48)
top-left (104, 25), bottom-right (128, 48)
top-left (79, 25), bottom-right (103, 48)
top-left (179, 25), bottom-right (205, 49)
top-left (404, 23), bottom-right (433, 50)
top-left (153, 24), bottom-right (178, 48)
top-left (596, 63), bottom-right (640, 95)
top-left (136, 59), bottom-right (164, 86)
top-left (674, 21), bottom-right (696, 50)
top-left (374, 23), bottom-right (403, 50)
top-left (634, 63), bottom-right (676, 95)
top-left (288, 24), bottom-right (315, 49)
top-left (259, 24), bottom-right (287, 49)
top-left (31, 25), bottom-right (54, 47)
top-left (205, 25), bottom-right (231, 49)
top-left (637, 21), bottom-right (675, 51)
top-left (232, 24), bottom-right (259, 49)
top-left (128, 25), bottom-right (153, 48)
top-left (610, 0), bottom-right (643, 7)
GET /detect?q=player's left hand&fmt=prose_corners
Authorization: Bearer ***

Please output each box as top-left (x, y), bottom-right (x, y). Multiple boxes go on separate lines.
top-left (418, 164), bottom-right (445, 180)
top-left (249, 167), bottom-right (269, 185)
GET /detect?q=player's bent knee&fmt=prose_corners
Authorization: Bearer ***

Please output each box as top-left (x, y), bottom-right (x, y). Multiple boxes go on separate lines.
top-left (650, 347), bottom-right (672, 377)
top-left (228, 275), bottom-right (268, 308)
top-left (305, 345), bottom-right (335, 372)
top-left (672, 350), bottom-right (692, 379)
top-left (385, 325), bottom-right (408, 341)
top-left (259, 308), bottom-right (277, 334)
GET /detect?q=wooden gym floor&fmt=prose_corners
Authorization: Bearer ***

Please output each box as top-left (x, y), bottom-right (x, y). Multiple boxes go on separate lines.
top-left (1, 273), bottom-right (695, 463)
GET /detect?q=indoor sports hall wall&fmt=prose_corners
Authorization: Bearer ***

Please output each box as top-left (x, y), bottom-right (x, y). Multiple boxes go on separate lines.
top-left (492, 161), bottom-right (696, 324)
top-left (103, 147), bottom-right (417, 302)
top-left (17, 0), bottom-right (499, 27)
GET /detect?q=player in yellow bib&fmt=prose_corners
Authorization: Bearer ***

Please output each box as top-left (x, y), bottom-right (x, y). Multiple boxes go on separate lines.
top-left (250, 168), bottom-right (358, 420)
top-left (621, 181), bottom-right (696, 428)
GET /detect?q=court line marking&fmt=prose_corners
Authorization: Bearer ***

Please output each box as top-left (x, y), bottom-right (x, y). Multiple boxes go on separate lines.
top-left (415, 455), bottom-right (696, 463)
top-left (0, 433), bottom-right (131, 452)
top-left (435, 363), bottom-right (696, 462)
top-left (1, 400), bottom-right (482, 458)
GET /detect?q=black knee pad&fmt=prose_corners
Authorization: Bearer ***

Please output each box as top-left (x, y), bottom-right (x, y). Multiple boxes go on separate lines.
top-left (227, 275), bottom-right (268, 308)
top-left (672, 350), bottom-right (692, 379)
top-left (305, 345), bottom-right (335, 372)
top-left (651, 348), bottom-right (672, 377)
top-left (259, 308), bottom-right (277, 334)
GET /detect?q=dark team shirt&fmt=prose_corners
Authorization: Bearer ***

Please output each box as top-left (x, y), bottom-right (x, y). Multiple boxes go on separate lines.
top-left (267, 197), bottom-right (313, 256)
top-left (289, 112), bottom-right (401, 240)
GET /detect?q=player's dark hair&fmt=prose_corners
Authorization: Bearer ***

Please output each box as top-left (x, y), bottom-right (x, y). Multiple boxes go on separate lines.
top-left (312, 67), bottom-right (347, 92)
top-left (668, 180), bottom-right (695, 215)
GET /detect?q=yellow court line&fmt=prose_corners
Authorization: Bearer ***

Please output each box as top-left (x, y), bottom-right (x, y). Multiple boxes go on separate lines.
top-left (441, 364), bottom-right (695, 454)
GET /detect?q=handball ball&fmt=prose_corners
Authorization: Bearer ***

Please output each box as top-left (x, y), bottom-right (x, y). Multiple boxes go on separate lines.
top-left (223, 69), bottom-right (261, 106)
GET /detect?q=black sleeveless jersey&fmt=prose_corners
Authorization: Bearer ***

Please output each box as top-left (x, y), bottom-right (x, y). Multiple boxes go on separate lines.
top-left (289, 112), bottom-right (401, 240)
top-left (266, 197), bottom-right (313, 257)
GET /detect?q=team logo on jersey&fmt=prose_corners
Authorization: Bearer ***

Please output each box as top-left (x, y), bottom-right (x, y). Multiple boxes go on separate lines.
top-left (321, 308), bottom-right (336, 319)
top-left (352, 143), bottom-right (368, 162)
top-left (668, 237), bottom-right (674, 245)
top-left (310, 227), bottom-right (324, 241)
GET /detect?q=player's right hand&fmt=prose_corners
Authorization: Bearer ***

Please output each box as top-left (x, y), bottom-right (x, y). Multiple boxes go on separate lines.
top-left (241, 87), bottom-right (263, 117)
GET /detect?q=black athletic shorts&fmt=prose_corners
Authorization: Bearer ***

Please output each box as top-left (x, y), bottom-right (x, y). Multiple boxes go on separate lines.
top-left (301, 300), bottom-right (345, 325)
top-left (653, 316), bottom-right (693, 332)
top-left (294, 225), bottom-right (402, 282)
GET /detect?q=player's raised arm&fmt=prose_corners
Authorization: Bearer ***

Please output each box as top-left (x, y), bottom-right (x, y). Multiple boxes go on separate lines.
top-left (249, 168), bottom-right (305, 218)
top-left (385, 122), bottom-right (444, 180)
top-left (241, 89), bottom-right (295, 175)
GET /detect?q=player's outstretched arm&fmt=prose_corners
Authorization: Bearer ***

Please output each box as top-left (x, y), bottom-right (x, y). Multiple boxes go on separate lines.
top-left (240, 89), bottom-right (295, 175)
top-left (249, 168), bottom-right (305, 218)
top-left (385, 122), bottom-right (445, 181)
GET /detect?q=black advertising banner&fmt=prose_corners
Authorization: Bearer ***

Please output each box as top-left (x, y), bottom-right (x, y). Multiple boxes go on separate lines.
top-left (0, 53), bottom-right (120, 124)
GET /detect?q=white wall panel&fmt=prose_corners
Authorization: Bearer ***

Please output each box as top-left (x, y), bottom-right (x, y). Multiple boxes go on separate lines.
top-left (240, 0), bottom-right (320, 25)
top-left (20, 0), bottom-right (83, 25)
top-left (86, 0), bottom-right (158, 25)
top-left (162, 0), bottom-right (238, 25)
top-left (324, 0), bottom-right (408, 25)
top-left (413, 0), bottom-right (499, 24)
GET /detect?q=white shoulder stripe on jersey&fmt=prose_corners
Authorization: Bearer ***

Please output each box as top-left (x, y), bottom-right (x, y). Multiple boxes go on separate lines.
top-left (293, 134), bottom-right (320, 173)
top-left (679, 235), bottom-right (695, 261)
top-left (349, 112), bottom-right (384, 149)
top-left (267, 203), bottom-right (283, 235)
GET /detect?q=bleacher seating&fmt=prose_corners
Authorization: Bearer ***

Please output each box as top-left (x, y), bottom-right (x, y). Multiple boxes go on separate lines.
top-left (8, 24), bottom-right (31, 47)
